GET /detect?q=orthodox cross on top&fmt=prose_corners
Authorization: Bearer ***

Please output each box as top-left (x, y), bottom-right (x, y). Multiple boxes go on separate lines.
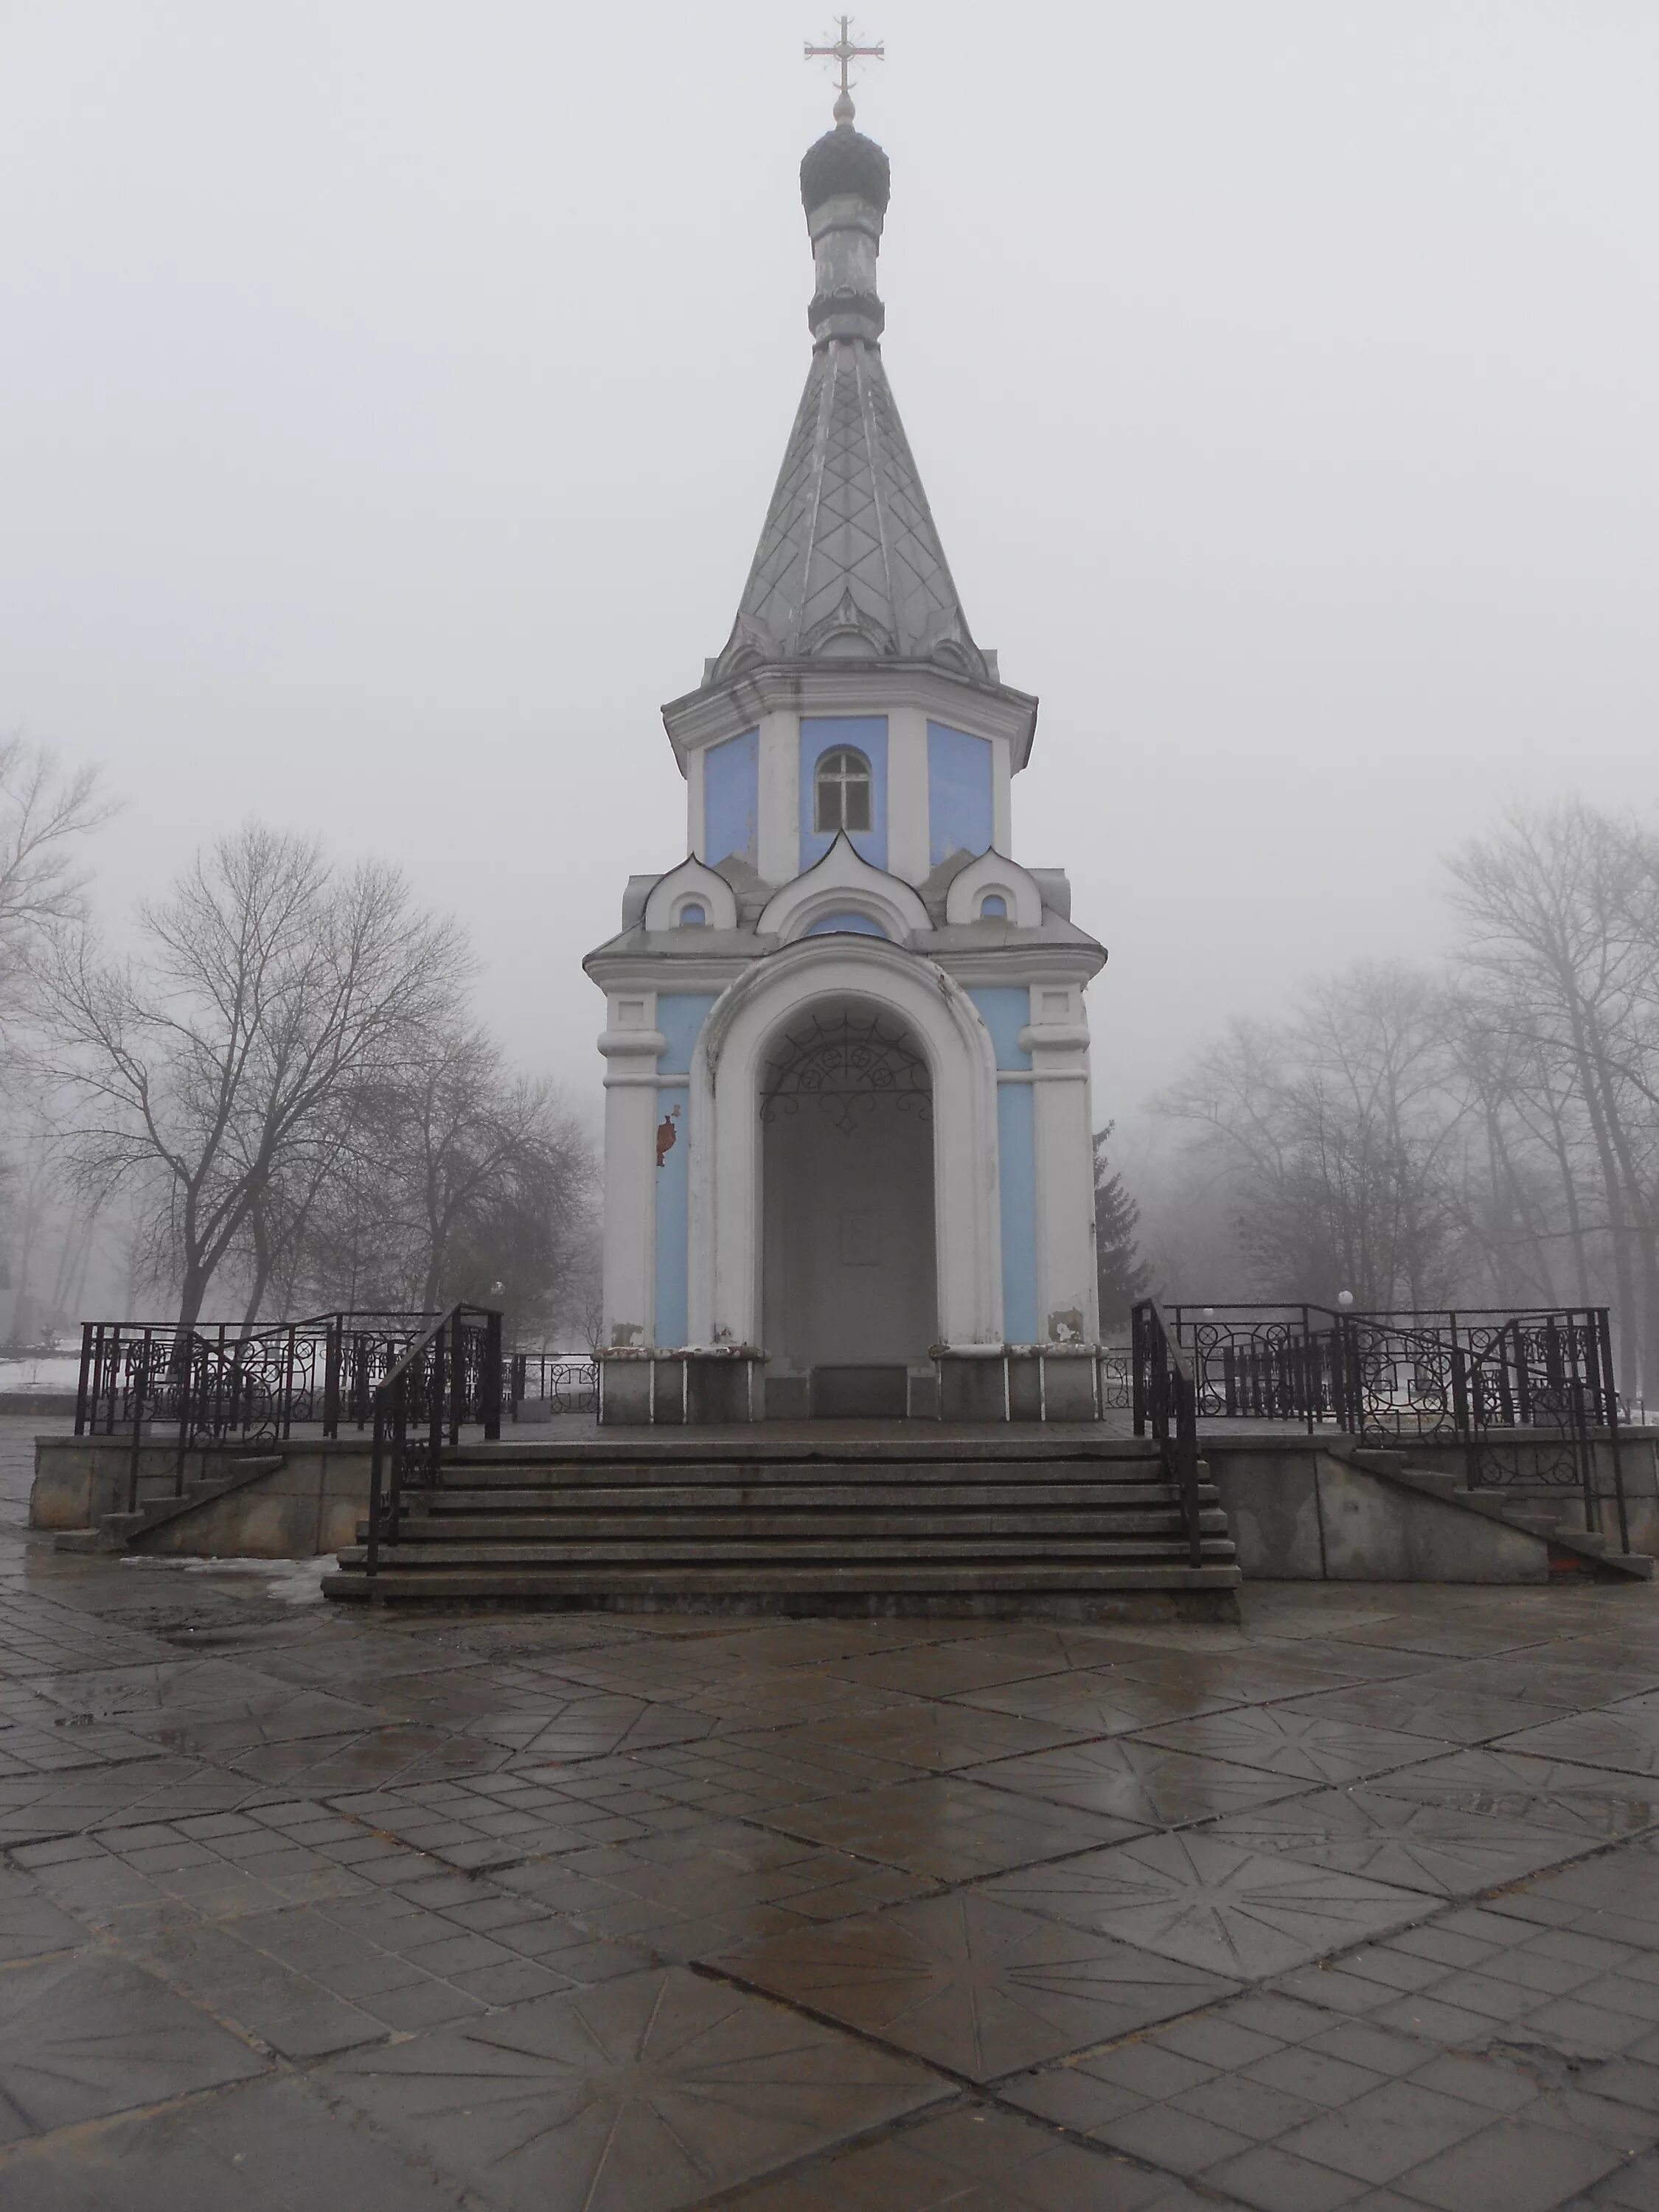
top-left (806, 16), bottom-right (883, 122)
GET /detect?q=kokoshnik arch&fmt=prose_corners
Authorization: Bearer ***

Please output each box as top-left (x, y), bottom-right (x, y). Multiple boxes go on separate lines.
top-left (585, 74), bottom-right (1107, 1424)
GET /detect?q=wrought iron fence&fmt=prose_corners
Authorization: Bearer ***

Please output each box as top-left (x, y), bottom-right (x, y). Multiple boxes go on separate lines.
top-left (365, 1305), bottom-right (502, 1573)
top-left (74, 1313), bottom-right (439, 1445)
top-left (1158, 1302), bottom-right (1630, 1547)
top-left (507, 1353), bottom-right (599, 1418)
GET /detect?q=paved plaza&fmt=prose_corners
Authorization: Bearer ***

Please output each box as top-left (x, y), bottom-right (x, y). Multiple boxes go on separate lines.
top-left (9, 1428), bottom-right (1659, 2205)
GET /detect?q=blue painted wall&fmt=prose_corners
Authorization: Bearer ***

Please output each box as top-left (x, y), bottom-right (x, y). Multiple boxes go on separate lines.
top-left (997, 1083), bottom-right (1039, 1345)
top-left (799, 716), bottom-right (888, 874)
top-left (652, 994), bottom-right (717, 1349)
top-left (657, 994), bottom-right (718, 1077)
top-left (653, 1085), bottom-right (689, 1347)
top-left (703, 729), bottom-right (758, 868)
top-left (928, 723), bottom-right (993, 867)
top-left (967, 987), bottom-right (1032, 1071)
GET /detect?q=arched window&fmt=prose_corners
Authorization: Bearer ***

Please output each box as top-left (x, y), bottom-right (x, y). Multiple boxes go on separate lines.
top-left (804, 911), bottom-right (888, 938)
top-left (814, 748), bottom-right (872, 835)
top-left (978, 894), bottom-right (1009, 919)
top-left (678, 902), bottom-right (707, 928)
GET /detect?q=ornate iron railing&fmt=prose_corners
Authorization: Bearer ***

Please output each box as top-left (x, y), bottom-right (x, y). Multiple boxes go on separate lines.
top-left (1164, 1303), bottom-right (1630, 1546)
top-left (364, 1305), bottom-right (502, 1575)
top-left (507, 1353), bottom-right (599, 1418)
top-left (1131, 1301), bottom-right (1203, 1568)
top-left (75, 1313), bottom-right (438, 1444)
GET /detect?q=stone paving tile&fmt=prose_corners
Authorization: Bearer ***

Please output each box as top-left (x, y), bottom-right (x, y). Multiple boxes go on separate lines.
top-left (1204, 1784), bottom-right (1594, 1898)
top-left (1498, 1702), bottom-right (1659, 1779)
top-left (459, 1686), bottom-right (723, 1759)
top-left (1134, 1705), bottom-right (1452, 1786)
top-left (1363, 1750), bottom-right (1659, 1841)
top-left (0, 2073), bottom-right (475, 2211)
top-left (949, 1664), bottom-right (1248, 1736)
top-left (320, 1961), bottom-right (947, 2212)
top-left (0, 1950), bottom-right (267, 2142)
top-left (713, 1891), bottom-right (1239, 2081)
top-left (28, 1658), bottom-right (298, 1719)
top-left (1002, 1981), bottom-right (1659, 2211)
top-left (330, 1765), bottom-right (706, 1869)
top-left (12, 1801), bottom-right (431, 1923)
top-left (970, 1734), bottom-right (1318, 1826)
top-left (722, 2101), bottom-right (1215, 2209)
top-left (754, 1770), bottom-right (1141, 1879)
top-left (1289, 1679), bottom-right (1553, 1745)
top-left (0, 1685), bottom-right (165, 1775)
top-left (524, 1731), bottom-right (922, 1818)
top-left (985, 1832), bottom-right (1435, 1979)
top-left (762, 1700), bottom-right (1088, 1773)
top-left (0, 1755), bottom-right (265, 1846)
top-left (220, 1720), bottom-right (524, 1793)
top-left (0, 1864), bottom-right (94, 1964)
top-left (521, 1818), bottom-right (931, 1957)
top-left (818, 1640), bottom-right (1077, 1699)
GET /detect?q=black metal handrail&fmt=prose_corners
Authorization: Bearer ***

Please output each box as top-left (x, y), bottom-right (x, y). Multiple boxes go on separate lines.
top-left (364, 1304), bottom-right (502, 1578)
top-left (1132, 1300), bottom-right (1204, 1568)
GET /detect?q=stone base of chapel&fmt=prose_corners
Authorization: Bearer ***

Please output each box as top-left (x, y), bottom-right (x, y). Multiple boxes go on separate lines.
top-left (596, 1347), bottom-right (1118, 1425)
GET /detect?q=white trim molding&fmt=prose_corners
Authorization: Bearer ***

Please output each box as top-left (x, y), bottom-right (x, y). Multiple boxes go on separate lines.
top-left (943, 849), bottom-right (1044, 930)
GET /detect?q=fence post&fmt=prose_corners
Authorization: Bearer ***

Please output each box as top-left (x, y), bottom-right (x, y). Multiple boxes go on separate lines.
top-left (484, 1311), bottom-right (503, 1442)
top-left (74, 1323), bottom-right (94, 1437)
top-left (448, 1308), bottom-right (465, 1449)
top-left (1595, 1308), bottom-right (1631, 1557)
top-left (1131, 1304), bottom-right (1147, 1437)
top-left (323, 1315), bottom-right (341, 1439)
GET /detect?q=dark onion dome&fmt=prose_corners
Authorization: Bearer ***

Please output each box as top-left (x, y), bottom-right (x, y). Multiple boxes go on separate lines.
top-left (800, 125), bottom-right (891, 215)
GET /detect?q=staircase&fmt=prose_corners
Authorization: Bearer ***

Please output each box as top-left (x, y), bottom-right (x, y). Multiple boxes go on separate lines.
top-left (54, 1455), bottom-right (287, 1554)
top-left (1349, 1449), bottom-right (1653, 1580)
top-left (327, 1435), bottom-right (1242, 1615)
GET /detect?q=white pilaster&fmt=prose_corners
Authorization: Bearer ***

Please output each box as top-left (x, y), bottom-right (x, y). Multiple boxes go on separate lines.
top-left (1020, 984), bottom-right (1101, 1344)
top-left (755, 709), bottom-right (799, 884)
top-left (597, 992), bottom-right (664, 1349)
top-left (885, 703), bottom-right (931, 885)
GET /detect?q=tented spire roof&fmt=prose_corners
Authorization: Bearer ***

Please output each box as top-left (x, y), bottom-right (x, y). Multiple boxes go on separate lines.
top-left (707, 124), bottom-right (995, 690)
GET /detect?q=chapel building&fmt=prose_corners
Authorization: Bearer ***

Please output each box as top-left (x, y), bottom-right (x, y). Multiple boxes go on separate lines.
top-left (585, 97), bottom-right (1107, 1425)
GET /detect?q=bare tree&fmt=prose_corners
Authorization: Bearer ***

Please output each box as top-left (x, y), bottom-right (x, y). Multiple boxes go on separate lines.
top-left (41, 823), bottom-right (467, 1331)
top-left (1447, 801), bottom-right (1659, 1392)
top-left (0, 737), bottom-right (110, 1040)
top-left (1158, 963), bottom-right (1463, 1307)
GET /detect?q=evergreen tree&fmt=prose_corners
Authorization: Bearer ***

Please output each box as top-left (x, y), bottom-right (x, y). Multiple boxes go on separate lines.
top-left (1093, 1124), bottom-right (1152, 1329)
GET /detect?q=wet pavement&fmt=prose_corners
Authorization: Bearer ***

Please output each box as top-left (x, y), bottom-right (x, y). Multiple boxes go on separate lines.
top-left (10, 1429), bottom-right (1659, 2202)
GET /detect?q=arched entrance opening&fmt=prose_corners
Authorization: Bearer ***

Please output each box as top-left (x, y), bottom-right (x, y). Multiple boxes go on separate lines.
top-left (759, 1000), bottom-right (938, 1417)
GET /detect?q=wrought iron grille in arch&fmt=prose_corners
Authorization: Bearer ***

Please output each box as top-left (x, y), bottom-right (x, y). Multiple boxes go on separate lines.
top-left (759, 1009), bottom-right (932, 1137)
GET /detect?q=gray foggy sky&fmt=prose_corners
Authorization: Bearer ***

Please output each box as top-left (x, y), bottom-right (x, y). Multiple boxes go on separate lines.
top-left (4, 0), bottom-right (1657, 1134)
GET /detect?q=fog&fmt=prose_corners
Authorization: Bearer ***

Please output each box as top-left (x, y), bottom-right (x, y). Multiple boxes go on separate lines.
top-left (4, 0), bottom-right (1657, 1133)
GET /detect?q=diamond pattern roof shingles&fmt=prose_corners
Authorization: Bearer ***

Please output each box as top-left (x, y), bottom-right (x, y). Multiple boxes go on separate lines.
top-left (719, 340), bottom-right (984, 679)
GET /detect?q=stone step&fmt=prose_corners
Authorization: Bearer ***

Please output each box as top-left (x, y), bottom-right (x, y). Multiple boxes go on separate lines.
top-left (433, 1458), bottom-right (1180, 1490)
top-left (339, 1535), bottom-right (1239, 1568)
top-left (394, 1509), bottom-right (1228, 1543)
top-left (328, 1559), bottom-right (1244, 1601)
top-left (422, 1480), bottom-right (1211, 1510)
top-left (445, 1438), bottom-right (1164, 1467)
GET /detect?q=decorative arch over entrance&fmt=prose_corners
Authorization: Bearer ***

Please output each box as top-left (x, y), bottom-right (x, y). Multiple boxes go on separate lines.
top-left (686, 938), bottom-right (1004, 1354)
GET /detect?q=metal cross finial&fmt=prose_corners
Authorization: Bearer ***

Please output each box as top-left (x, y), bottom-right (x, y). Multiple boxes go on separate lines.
top-left (805, 15), bottom-right (883, 125)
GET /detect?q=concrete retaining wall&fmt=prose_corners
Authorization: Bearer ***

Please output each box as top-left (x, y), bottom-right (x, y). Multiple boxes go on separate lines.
top-left (31, 1437), bottom-right (373, 1557)
top-left (1207, 1432), bottom-right (1659, 1581)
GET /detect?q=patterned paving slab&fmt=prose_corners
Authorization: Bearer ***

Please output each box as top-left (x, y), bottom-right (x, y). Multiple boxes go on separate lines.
top-left (1363, 1750), bottom-right (1659, 1840)
top-left (1133, 1705), bottom-right (1450, 1785)
top-left (0, 2074), bottom-right (473, 2212)
top-left (29, 1660), bottom-right (297, 1720)
top-left (768, 1703), bottom-right (1086, 1773)
top-left (321, 1962), bottom-right (945, 2212)
top-left (218, 1722), bottom-right (517, 1795)
top-left (0, 1867), bottom-right (94, 1966)
top-left (718, 2101), bottom-right (1175, 2212)
top-left (985, 1832), bottom-right (1436, 1979)
top-left (464, 1691), bottom-right (723, 1761)
top-left (1284, 1680), bottom-right (1548, 1745)
top-left (950, 1666), bottom-right (1245, 1735)
top-left (1202, 1785), bottom-right (1593, 1898)
top-left (0, 1950), bottom-right (266, 2143)
top-left (818, 1642), bottom-right (1075, 1699)
top-left (1492, 1697), bottom-right (1659, 1777)
top-left (754, 1773), bottom-right (1140, 1880)
top-left (970, 1737), bottom-right (1316, 1827)
top-left (0, 1757), bottom-right (263, 1846)
top-left (713, 1890), bottom-right (1238, 2081)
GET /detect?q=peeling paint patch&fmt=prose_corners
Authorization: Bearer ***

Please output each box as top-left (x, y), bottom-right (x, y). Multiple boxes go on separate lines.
top-left (1047, 1309), bottom-right (1085, 1344)
top-left (610, 1321), bottom-right (644, 1347)
top-left (655, 1104), bottom-right (681, 1167)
